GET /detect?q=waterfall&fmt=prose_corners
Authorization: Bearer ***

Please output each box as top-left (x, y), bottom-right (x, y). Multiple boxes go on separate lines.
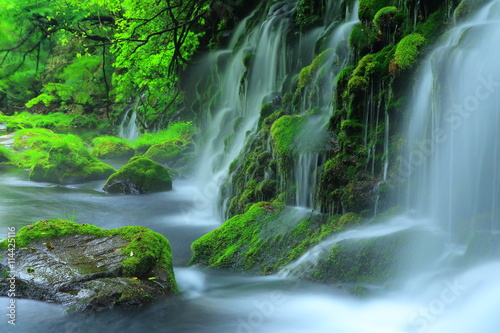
top-left (118, 103), bottom-right (140, 140)
top-left (193, 1), bottom-right (298, 220)
top-left (284, 0), bottom-right (500, 293)
top-left (404, 0), bottom-right (500, 244)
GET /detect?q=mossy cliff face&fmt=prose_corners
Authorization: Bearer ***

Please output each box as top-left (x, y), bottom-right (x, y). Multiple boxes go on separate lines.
top-left (103, 157), bottom-right (172, 194)
top-left (0, 219), bottom-right (177, 311)
top-left (189, 0), bottom-right (464, 287)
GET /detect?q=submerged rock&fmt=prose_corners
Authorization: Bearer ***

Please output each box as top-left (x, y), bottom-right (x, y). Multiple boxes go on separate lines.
top-left (0, 220), bottom-right (178, 312)
top-left (103, 157), bottom-right (172, 194)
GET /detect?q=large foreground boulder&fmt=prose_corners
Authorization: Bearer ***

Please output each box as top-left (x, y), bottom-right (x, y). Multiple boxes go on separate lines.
top-left (0, 220), bottom-right (178, 312)
top-left (103, 157), bottom-right (172, 194)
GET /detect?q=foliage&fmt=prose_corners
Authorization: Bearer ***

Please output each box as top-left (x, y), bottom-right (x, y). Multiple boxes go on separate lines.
top-left (133, 121), bottom-right (195, 154)
top-left (0, 112), bottom-right (78, 131)
top-left (0, 0), bottom-right (219, 127)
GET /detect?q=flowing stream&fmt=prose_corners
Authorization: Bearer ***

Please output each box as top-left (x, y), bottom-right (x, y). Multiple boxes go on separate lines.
top-left (3, 1), bottom-right (500, 332)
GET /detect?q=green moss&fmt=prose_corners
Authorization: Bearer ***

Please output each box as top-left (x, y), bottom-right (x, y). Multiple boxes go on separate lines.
top-left (190, 201), bottom-right (367, 275)
top-left (92, 136), bottom-right (135, 159)
top-left (11, 130), bottom-right (115, 183)
top-left (416, 8), bottom-right (448, 43)
top-left (0, 219), bottom-right (177, 291)
top-left (270, 115), bottom-right (305, 157)
top-left (391, 33), bottom-right (426, 73)
top-left (296, 49), bottom-right (334, 91)
top-left (103, 157), bottom-right (172, 194)
top-left (373, 6), bottom-right (398, 29)
top-left (358, 0), bottom-right (391, 22)
top-left (349, 23), bottom-right (377, 55)
top-left (0, 146), bottom-right (14, 163)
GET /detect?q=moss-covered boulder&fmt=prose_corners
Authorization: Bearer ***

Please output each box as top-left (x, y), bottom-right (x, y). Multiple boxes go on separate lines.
top-left (190, 202), bottom-right (363, 274)
top-left (0, 219), bottom-right (177, 312)
top-left (91, 136), bottom-right (135, 159)
top-left (12, 129), bottom-right (115, 183)
top-left (103, 157), bottom-right (172, 194)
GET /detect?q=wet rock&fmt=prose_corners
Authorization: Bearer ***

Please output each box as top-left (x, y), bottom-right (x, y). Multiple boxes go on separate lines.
top-left (0, 220), bottom-right (177, 312)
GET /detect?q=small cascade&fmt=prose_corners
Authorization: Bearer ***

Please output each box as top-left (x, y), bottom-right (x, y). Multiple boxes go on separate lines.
top-left (280, 216), bottom-right (421, 278)
top-left (294, 153), bottom-right (320, 207)
top-left (118, 104), bottom-right (140, 140)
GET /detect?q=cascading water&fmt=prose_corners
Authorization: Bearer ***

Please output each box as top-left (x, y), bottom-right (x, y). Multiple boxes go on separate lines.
top-left (118, 103), bottom-right (140, 140)
top-left (281, 2), bottom-right (500, 332)
top-left (292, 2), bottom-right (360, 208)
top-left (194, 1), bottom-right (297, 219)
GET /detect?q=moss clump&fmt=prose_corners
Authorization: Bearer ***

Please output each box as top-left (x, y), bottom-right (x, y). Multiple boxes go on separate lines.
top-left (358, 0), bottom-right (391, 22)
top-left (12, 129), bottom-right (115, 183)
top-left (390, 33), bottom-right (426, 73)
top-left (0, 219), bottom-right (177, 291)
top-left (349, 23), bottom-right (377, 56)
top-left (103, 157), bottom-right (172, 194)
top-left (347, 54), bottom-right (375, 96)
top-left (373, 6), bottom-right (398, 30)
top-left (295, 49), bottom-right (334, 94)
top-left (92, 136), bottom-right (135, 159)
top-left (270, 115), bottom-right (305, 157)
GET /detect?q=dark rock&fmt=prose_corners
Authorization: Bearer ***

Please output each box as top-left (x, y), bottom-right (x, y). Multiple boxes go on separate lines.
top-left (0, 220), bottom-right (177, 312)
